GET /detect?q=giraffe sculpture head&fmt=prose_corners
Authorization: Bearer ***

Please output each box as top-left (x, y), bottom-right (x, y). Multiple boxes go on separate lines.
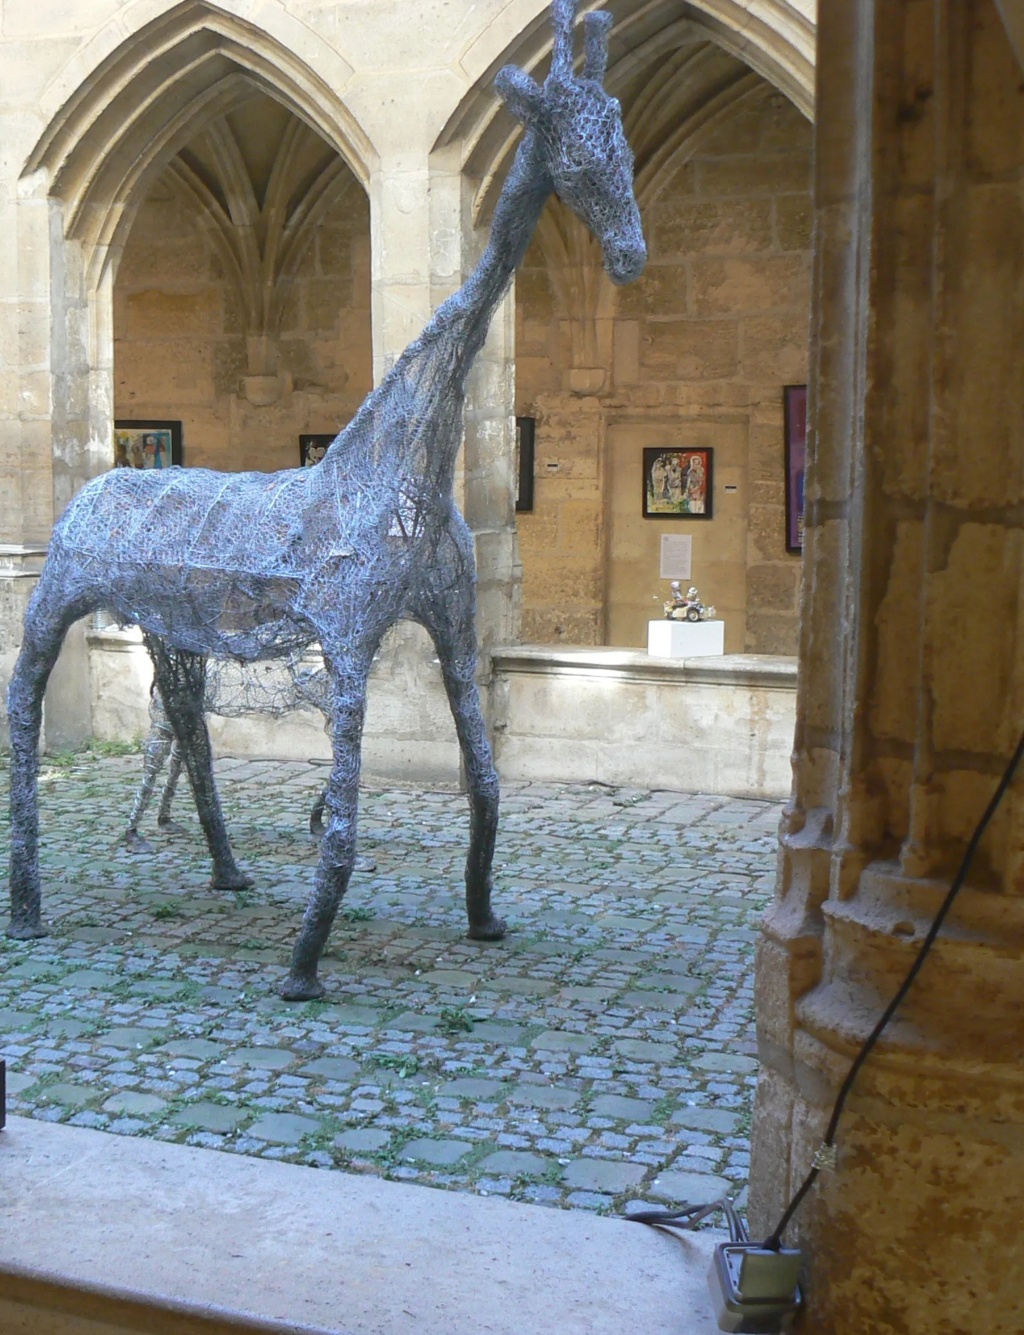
top-left (495, 0), bottom-right (646, 285)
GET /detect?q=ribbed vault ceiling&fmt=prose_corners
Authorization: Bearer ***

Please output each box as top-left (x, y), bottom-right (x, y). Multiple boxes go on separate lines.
top-left (157, 94), bottom-right (359, 343)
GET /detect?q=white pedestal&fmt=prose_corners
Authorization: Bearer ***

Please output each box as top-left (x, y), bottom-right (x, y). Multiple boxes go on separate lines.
top-left (647, 619), bottom-right (725, 658)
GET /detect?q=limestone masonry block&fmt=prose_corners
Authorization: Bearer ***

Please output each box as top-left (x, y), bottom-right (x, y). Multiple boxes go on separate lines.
top-left (652, 199), bottom-right (774, 257)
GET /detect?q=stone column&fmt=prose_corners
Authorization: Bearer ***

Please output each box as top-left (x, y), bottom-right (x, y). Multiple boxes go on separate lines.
top-left (1, 166), bottom-right (109, 748)
top-left (426, 144), bottom-right (521, 658)
top-left (359, 147), bottom-right (519, 779)
top-left (749, 3), bottom-right (1024, 1332)
top-left (0, 177), bottom-right (52, 741)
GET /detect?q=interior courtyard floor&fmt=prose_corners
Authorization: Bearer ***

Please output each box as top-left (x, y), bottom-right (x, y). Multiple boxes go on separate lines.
top-left (0, 751), bottom-right (778, 1220)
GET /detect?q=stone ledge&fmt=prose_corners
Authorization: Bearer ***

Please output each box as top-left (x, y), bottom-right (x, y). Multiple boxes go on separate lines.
top-left (0, 1116), bottom-right (722, 1335)
top-left (491, 643), bottom-right (799, 690)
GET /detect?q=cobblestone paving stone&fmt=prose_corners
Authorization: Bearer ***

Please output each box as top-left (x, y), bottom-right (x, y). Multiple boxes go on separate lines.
top-left (0, 750), bottom-right (781, 1217)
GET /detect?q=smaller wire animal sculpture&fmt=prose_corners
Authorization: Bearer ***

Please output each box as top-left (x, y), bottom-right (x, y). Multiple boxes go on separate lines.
top-left (124, 646), bottom-right (333, 854)
top-left (7, 0), bottom-right (645, 1000)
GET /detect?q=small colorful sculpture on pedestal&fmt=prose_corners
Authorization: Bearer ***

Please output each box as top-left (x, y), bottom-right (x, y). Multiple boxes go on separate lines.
top-left (663, 582), bottom-right (716, 623)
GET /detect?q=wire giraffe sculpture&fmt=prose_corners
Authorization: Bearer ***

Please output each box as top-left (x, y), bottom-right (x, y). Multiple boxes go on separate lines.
top-left (7, 0), bottom-right (646, 1000)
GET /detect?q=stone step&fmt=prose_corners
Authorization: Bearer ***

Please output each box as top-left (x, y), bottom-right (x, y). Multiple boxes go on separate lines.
top-left (0, 1115), bottom-right (723, 1335)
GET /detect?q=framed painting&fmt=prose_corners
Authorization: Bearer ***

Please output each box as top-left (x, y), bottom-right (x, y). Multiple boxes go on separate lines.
top-left (299, 433), bottom-right (336, 467)
top-left (113, 420), bottom-right (182, 470)
top-left (515, 416), bottom-right (535, 513)
top-left (642, 447), bottom-right (713, 519)
top-left (784, 384), bottom-right (807, 553)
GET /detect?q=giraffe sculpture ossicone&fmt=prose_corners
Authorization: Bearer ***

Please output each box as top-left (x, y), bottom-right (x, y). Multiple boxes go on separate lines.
top-left (6, 0), bottom-right (646, 1000)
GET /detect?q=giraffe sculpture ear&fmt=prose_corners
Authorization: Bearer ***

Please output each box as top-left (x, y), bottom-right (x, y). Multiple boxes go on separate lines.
top-left (583, 12), bottom-right (613, 83)
top-left (550, 0), bottom-right (578, 80)
top-left (495, 65), bottom-right (543, 124)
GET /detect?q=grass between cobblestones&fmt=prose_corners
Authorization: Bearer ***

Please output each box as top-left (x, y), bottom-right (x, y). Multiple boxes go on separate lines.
top-left (0, 750), bottom-right (779, 1216)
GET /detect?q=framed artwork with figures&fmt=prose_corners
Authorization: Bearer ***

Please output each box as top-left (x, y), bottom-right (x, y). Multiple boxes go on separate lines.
top-left (642, 447), bottom-right (713, 519)
top-left (114, 420), bottom-right (182, 470)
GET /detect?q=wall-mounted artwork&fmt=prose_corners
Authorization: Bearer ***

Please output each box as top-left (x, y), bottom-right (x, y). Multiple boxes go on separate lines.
top-left (114, 420), bottom-right (182, 470)
top-left (515, 416), bottom-right (535, 513)
top-left (642, 447), bottom-right (713, 519)
top-left (784, 384), bottom-right (807, 553)
top-left (299, 434), bottom-right (336, 467)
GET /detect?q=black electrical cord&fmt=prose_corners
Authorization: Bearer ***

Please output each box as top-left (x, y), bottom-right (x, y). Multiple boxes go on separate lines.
top-left (628, 1198), bottom-right (750, 1242)
top-left (762, 721), bottom-right (1024, 1249)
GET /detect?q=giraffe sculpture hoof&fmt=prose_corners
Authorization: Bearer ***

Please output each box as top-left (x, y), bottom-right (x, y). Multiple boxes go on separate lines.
top-left (125, 830), bottom-right (154, 854)
top-left (156, 818), bottom-right (187, 837)
top-left (7, 919), bottom-right (49, 940)
top-left (467, 915), bottom-right (507, 942)
top-left (279, 972), bottom-right (325, 1002)
top-left (212, 870), bottom-right (255, 892)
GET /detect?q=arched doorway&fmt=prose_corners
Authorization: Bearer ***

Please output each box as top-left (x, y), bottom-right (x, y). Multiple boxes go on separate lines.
top-left (113, 91), bottom-right (370, 476)
top-left (16, 1), bottom-right (374, 745)
top-left (498, 2), bottom-right (814, 654)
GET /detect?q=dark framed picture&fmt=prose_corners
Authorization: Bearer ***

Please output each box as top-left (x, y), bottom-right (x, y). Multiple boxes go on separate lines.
top-left (299, 434), bottom-right (335, 467)
top-left (784, 384), bottom-right (807, 553)
top-left (515, 416), bottom-right (535, 513)
top-left (642, 447), bottom-right (713, 519)
top-left (113, 420), bottom-right (182, 470)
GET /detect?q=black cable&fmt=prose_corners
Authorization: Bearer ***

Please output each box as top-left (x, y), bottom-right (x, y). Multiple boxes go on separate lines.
top-left (627, 1198), bottom-right (749, 1242)
top-left (763, 722), bottom-right (1024, 1249)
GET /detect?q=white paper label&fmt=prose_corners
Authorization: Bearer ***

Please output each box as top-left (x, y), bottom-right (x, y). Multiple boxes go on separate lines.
top-left (659, 533), bottom-right (692, 580)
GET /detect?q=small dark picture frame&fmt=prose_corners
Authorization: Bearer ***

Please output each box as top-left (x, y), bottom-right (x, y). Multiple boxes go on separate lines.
top-left (784, 385), bottom-right (807, 553)
top-left (114, 420), bottom-right (182, 470)
top-left (515, 416), bottom-right (535, 513)
top-left (642, 446), bottom-right (713, 519)
top-left (299, 434), bottom-right (336, 467)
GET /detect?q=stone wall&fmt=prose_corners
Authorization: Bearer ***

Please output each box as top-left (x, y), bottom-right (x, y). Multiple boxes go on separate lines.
top-left (516, 85), bottom-right (811, 654)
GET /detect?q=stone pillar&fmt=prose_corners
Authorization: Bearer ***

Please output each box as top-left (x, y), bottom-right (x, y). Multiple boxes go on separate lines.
top-left (0, 167), bottom-right (52, 743)
top-left (1, 166), bottom-right (108, 748)
top-left (749, 3), bottom-right (1024, 1332)
top-left (426, 144), bottom-right (521, 658)
top-left (359, 147), bottom-right (519, 779)
top-left (368, 145), bottom-right (520, 652)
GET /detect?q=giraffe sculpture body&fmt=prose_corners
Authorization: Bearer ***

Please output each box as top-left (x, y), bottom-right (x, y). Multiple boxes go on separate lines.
top-left (7, 0), bottom-right (646, 999)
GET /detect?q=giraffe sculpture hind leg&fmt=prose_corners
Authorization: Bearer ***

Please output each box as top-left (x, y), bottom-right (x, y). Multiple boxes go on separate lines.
top-left (282, 646), bottom-right (376, 999)
top-left (156, 742), bottom-right (186, 832)
top-left (419, 585), bottom-right (506, 943)
top-left (145, 637), bottom-right (253, 892)
top-left (125, 710), bottom-right (177, 853)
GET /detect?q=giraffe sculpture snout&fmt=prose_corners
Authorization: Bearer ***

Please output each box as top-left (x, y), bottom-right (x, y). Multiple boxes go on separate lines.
top-left (604, 235), bottom-right (647, 285)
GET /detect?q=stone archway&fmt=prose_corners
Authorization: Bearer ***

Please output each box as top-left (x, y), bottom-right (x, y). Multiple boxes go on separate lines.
top-left (11, 1), bottom-right (374, 746)
top-left (485, 5), bottom-right (813, 652)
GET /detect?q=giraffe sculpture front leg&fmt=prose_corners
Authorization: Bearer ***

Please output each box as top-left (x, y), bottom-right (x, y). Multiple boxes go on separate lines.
top-left (426, 604), bottom-right (506, 942)
top-left (282, 661), bottom-right (369, 1000)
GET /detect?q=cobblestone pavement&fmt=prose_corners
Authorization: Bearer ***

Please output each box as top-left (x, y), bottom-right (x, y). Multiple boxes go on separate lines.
top-left (1, 750), bottom-right (780, 1216)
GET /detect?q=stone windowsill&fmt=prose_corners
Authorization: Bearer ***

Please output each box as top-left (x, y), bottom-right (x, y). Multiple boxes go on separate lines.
top-left (0, 1116), bottom-right (722, 1335)
top-left (87, 629), bottom-right (799, 692)
top-left (490, 643), bottom-right (799, 690)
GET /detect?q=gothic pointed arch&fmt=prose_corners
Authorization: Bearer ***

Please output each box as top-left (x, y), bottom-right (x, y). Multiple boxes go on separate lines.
top-left (22, 0), bottom-right (375, 285)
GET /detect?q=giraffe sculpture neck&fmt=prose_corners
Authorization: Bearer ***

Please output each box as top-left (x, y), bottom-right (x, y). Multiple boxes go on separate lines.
top-left (321, 130), bottom-right (551, 493)
top-left (432, 127), bottom-right (552, 370)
